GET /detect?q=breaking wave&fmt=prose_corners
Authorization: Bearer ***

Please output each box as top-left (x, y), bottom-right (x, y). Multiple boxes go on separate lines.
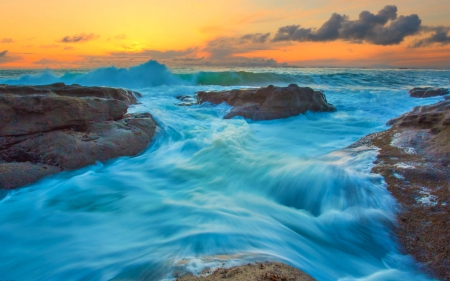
top-left (2, 60), bottom-right (450, 90)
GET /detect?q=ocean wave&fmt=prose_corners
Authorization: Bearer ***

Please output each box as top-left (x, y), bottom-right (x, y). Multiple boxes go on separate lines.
top-left (2, 60), bottom-right (450, 90)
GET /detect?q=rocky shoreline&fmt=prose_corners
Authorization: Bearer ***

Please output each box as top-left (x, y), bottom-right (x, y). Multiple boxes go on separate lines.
top-left (350, 95), bottom-right (450, 280)
top-left (0, 83), bottom-right (157, 189)
top-left (1, 83), bottom-right (449, 280)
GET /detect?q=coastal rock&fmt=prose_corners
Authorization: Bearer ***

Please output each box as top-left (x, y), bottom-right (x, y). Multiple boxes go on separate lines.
top-left (176, 262), bottom-right (316, 281)
top-left (408, 87), bottom-right (449, 98)
top-left (0, 84), bottom-right (156, 190)
top-left (349, 99), bottom-right (450, 280)
top-left (196, 84), bottom-right (336, 120)
top-left (0, 83), bottom-right (140, 104)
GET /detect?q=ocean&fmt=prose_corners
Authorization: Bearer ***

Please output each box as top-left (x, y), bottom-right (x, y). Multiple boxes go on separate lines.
top-left (0, 61), bottom-right (449, 281)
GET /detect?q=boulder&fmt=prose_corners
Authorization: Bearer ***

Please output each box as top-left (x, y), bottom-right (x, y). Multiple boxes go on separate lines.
top-left (196, 84), bottom-right (336, 120)
top-left (408, 87), bottom-right (449, 98)
top-left (0, 84), bottom-right (156, 190)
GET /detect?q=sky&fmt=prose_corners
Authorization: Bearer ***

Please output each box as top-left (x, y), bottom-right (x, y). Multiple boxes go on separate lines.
top-left (1, 0), bottom-right (450, 69)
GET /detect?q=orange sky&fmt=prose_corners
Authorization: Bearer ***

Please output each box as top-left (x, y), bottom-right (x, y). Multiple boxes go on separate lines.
top-left (1, 0), bottom-right (450, 69)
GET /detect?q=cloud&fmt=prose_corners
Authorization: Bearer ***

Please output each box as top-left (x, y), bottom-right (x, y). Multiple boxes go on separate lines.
top-left (241, 33), bottom-right (271, 43)
top-left (33, 58), bottom-right (84, 68)
top-left (273, 5), bottom-right (421, 45)
top-left (39, 44), bottom-right (60, 48)
top-left (0, 50), bottom-right (21, 64)
top-left (111, 48), bottom-right (198, 59)
top-left (411, 26), bottom-right (450, 47)
top-left (204, 33), bottom-right (272, 60)
top-left (59, 33), bottom-right (99, 43)
top-left (1, 38), bottom-right (14, 43)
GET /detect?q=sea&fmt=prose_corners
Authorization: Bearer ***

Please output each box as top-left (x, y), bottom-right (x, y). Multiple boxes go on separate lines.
top-left (0, 61), bottom-right (449, 281)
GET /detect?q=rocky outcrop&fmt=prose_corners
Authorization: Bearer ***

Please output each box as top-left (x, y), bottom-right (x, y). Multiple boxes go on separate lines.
top-left (409, 87), bottom-right (449, 98)
top-left (177, 262), bottom-right (316, 281)
top-left (196, 84), bottom-right (336, 120)
top-left (0, 83), bottom-right (156, 190)
top-left (349, 99), bottom-right (450, 280)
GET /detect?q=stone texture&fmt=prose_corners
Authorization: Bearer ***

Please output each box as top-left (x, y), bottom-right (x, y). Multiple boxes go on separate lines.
top-left (349, 99), bottom-right (450, 280)
top-left (196, 84), bottom-right (336, 120)
top-left (176, 262), bottom-right (316, 281)
top-left (0, 84), bottom-right (156, 190)
top-left (409, 87), bottom-right (449, 98)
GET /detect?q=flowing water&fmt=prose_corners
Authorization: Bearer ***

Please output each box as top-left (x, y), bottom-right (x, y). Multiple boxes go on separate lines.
top-left (0, 62), bottom-right (449, 281)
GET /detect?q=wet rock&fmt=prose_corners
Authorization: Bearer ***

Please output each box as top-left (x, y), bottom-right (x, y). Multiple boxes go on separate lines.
top-left (196, 84), bottom-right (336, 120)
top-left (0, 84), bottom-right (156, 190)
top-left (409, 87), bottom-right (449, 98)
top-left (177, 262), bottom-right (316, 281)
top-left (176, 95), bottom-right (197, 106)
top-left (349, 99), bottom-right (450, 280)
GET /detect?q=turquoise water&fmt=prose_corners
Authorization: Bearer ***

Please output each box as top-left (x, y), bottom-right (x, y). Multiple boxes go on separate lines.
top-left (0, 62), bottom-right (448, 280)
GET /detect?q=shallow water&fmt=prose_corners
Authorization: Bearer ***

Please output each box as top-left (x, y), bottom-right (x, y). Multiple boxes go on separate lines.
top-left (0, 63), bottom-right (449, 280)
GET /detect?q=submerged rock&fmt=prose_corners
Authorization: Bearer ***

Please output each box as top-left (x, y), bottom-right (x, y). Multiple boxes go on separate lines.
top-left (0, 83), bottom-right (156, 190)
top-left (177, 262), bottom-right (316, 281)
top-left (409, 87), bottom-right (449, 98)
top-left (349, 99), bottom-right (450, 280)
top-left (196, 84), bottom-right (336, 120)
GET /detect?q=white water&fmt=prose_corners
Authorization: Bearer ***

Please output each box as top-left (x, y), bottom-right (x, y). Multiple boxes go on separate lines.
top-left (0, 64), bottom-right (448, 281)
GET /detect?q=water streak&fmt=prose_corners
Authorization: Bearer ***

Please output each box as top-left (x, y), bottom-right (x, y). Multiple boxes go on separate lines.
top-left (0, 64), bottom-right (448, 280)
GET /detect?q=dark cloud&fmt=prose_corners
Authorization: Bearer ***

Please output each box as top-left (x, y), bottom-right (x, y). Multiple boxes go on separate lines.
top-left (273, 5), bottom-right (421, 45)
top-left (411, 26), bottom-right (450, 47)
top-left (59, 33), bottom-right (99, 43)
top-left (1, 38), bottom-right (14, 43)
top-left (241, 33), bottom-right (270, 43)
top-left (0, 50), bottom-right (21, 64)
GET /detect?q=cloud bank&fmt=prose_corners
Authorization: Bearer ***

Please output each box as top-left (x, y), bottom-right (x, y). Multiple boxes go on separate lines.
top-left (411, 26), bottom-right (450, 47)
top-left (273, 5), bottom-right (422, 45)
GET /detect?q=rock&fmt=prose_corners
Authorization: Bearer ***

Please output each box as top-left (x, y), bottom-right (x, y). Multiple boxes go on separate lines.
top-left (349, 99), bottom-right (450, 280)
top-left (0, 84), bottom-right (156, 190)
top-left (176, 262), bottom-right (316, 281)
top-left (387, 100), bottom-right (450, 163)
top-left (409, 87), bottom-right (449, 98)
top-left (196, 84), bottom-right (336, 120)
top-left (0, 83), bottom-right (140, 104)
top-left (176, 95), bottom-right (197, 106)
top-left (0, 94), bottom-right (128, 136)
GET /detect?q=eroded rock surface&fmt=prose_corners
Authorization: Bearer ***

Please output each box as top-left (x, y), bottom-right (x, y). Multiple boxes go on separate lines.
top-left (196, 84), bottom-right (336, 120)
top-left (176, 262), bottom-right (316, 281)
top-left (409, 87), bottom-right (449, 98)
top-left (0, 83), bottom-right (156, 190)
top-left (349, 99), bottom-right (450, 280)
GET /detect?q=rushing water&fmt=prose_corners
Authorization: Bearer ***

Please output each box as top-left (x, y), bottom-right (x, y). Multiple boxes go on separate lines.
top-left (0, 62), bottom-right (449, 281)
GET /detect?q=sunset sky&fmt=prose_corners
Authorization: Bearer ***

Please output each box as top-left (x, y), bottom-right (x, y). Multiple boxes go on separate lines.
top-left (1, 0), bottom-right (450, 69)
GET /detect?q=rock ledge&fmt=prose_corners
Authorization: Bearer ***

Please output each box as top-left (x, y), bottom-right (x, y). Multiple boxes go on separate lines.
top-left (0, 83), bottom-right (156, 190)
top-left (350, 99), bottom-right (450, 280)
